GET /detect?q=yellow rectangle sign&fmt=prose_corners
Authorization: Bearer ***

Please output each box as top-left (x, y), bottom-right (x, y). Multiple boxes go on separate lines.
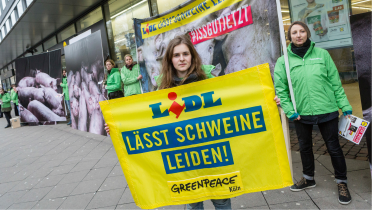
top-left (99, 64), bottom-right (293, 209)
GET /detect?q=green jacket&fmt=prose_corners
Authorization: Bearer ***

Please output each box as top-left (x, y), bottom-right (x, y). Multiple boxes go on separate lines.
top-left (121, 64), bottom-right (142, 97)
top-left (60, 77), bottom-right (69, 101)
top-left (10, 89), bottom-right (18, 105)
top-left (154, 65), bottom-right (216, 87)
top-left (106, 68), bottom-right (122, 95)
top-left (0, 92), bottom-right (11, 109)
top-left (274, 42), bottom-right (352, 118)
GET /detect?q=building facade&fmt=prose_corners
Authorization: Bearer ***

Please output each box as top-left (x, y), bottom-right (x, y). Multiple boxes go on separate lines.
top-left (0, 0), bottom-right (370, 118)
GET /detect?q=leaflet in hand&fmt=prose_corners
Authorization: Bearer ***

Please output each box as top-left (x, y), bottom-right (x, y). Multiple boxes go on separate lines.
top-left (338, 115), bottom-right (370, 144)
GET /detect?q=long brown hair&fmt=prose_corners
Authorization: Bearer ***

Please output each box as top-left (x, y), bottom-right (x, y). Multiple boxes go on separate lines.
top-left (159, 35), bottom-right (206, 90)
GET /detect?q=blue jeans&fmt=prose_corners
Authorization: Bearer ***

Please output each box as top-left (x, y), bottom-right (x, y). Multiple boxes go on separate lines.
top-left (65, 100), bottom-right (71, 123)
top-left (187, 199), bottom-right (231, 210)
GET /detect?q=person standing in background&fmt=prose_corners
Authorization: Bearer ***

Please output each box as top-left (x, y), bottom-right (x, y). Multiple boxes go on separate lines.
top-left (60, 69), bottom-right (71, 125)
top-left (121, 54), bottom-right (142, 97)
top-left (0, 88), bottom-right (12, 128)
top-left (10, 84), bottom-right (19, 116)
top-left (105, 59), bottom-right (124, 100)
top-left (274, 21), bottom-right (352, 205)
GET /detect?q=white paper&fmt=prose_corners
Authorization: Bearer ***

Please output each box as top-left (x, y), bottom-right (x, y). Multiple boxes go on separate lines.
top-left (338, 115), bottom-right (370, 144)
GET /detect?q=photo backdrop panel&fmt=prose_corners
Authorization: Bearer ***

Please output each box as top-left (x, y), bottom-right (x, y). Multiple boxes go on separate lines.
top-left (64, 31), bottom-right (107, 136)
top-left (134, 0), bottom-right (281, 93)
top-left (350, 12), bottom-right (371, 163)
top-left (15, 50), bottom-right (66, 123)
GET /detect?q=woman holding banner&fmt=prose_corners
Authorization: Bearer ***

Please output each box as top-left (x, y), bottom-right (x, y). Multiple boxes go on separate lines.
top-left (274, 21), bottom-right (352, 205)
top-left (121, 55), bottom-right (142, 97)
top-left (106, 35), bottom-right (281, 209)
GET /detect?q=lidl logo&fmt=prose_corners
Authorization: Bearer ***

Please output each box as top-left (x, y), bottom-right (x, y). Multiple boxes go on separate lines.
top-left (142, 23), bottom-right (157, 35)
top-left (340, 27), bottom-right (344, 32)
top-left (149, 91), bottom-right (222, 119)
top-left (361, 121), bottom-right (368, 127)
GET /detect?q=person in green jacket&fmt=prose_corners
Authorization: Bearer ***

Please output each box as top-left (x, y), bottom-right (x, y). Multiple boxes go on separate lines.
top-left (0, 88), bottom-right (12, 128)
top-left (10, 84), bottom-right (19, 116)
top-left (60, 69), bottom-right (71, 125)
top-left (121, 54), bottom-right (142, 97)
top-left (105, 59), bottom-right (124, 99)
top-left (274, 21), bottom-right (352, 205)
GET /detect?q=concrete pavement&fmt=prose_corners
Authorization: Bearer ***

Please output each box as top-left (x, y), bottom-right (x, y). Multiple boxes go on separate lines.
top-left (0, 114), bottom-right (370, 209)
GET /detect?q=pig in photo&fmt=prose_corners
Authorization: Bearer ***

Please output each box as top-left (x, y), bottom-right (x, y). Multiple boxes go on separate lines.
top-left (15, 49), bottom-right (66, 124)
top-left (63, 31), bottom-right (108, 136)
top-left (35, 72), bottom-right (61, 91)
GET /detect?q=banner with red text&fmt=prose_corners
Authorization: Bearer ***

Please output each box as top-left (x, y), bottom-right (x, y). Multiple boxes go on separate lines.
top-left (133, 0), bottom-right (281, 93)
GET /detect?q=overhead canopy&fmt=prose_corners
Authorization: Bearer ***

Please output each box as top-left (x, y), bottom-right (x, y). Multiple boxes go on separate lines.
top-left (0, 0), bottom-right (103, 68)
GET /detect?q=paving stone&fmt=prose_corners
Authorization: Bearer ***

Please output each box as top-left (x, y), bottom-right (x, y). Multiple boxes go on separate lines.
top-left (116, 203), bottom-right (140, 209)
top-left (269, 199), bottom-right (317, 209)
top-left (70, 179), bottom-right (105, 195)
top-left (58, 193), bottom-right (95, 209)
top-left (356, 192), bottom-right (371, 204)
top-left (70, 160), bottom-right (99, 173)
top-left (93, 205), bottom-right (116, 210)
top-left (118, 188), bottom-right (134, 204)
top-left (230, 192), bottom-right (268, 209)
top-left (99, 176), bottom-right (127, 191)
top-left (8, 201), bottom-right (37, 209)
top-left (87, 188), bottom-right (125, 209)
top-left (347, 169), bottom-right (371, 194)
top-left (83, 167), bottom-right (113, 181)
top-left (0, 182), bottom-right (19, 194)
top-left (48, 163), bottom-right (77, 176)
top-left (262, 187), bottom-right (311, 205)
top-left (58, 170), bottom-right (90, 184)
top-left (9, 177), bottom-right (42, 192)
top-left (108, 165), bottom-right (124, 177)
top-left (312, 190), bottom-right (371, 209)
top-left (32, 197), bottom-right (66, 209)
top-left (44, 182), bottom-right (79, 199)
top-left (0, 190), bottom-right (28, 209)
top-left (317, 155), bottom-right (370, 172)
top-left (19, 186), bottom-right (53, 202)
top-left (33, 174), bottom-right (65, 189)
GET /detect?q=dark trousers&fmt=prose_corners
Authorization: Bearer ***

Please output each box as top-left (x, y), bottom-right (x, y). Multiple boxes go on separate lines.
top-left (0, 105), bottom-right (2, 118)
top-left (294, 117), bottom-right (347, 181)
top-left (4, 111), bottom-right (11, 126)
top-left (14, 104), bottom-right (19, 116)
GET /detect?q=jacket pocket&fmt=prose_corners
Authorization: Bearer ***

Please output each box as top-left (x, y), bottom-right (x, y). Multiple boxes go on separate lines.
top-left (322, 86), bottom-right (336, 105)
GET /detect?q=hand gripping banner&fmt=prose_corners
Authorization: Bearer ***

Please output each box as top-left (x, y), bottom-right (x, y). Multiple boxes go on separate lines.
top-left (100, 64), bottom-right (293, 209)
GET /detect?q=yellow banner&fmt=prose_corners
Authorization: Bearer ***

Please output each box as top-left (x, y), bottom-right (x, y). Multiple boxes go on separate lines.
top-left (140, 0), bottom-right (242, 39)
top-left (100, 64), bottom-right (293, 209)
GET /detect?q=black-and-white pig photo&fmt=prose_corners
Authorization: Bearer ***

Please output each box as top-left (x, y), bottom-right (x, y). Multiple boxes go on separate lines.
top-left (64, 31), bottom-right (107, 136)
top-left (15, 50), bottom-right (67, 123)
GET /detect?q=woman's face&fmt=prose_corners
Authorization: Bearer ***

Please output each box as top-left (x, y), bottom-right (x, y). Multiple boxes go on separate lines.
top-left (172, 44), bottom-right (192, 74)
top-left (125, 56), bottom-right (133, 66)
top-left (291, 24), bottom-right (308, 46)
top-left (106, 62), bottom-right (113, 71)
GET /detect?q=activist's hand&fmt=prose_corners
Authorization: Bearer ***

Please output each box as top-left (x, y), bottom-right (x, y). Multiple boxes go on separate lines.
top-left (343, 110), bottom-right (352, 119)
top-left (60, 83), bottom-right (62, 86)
top-left (137, 75), bottom-right (143, 80)
top-left (295, 115), bottom-right (301, 121)
top-left (274, 96), bottom-right (280, 105)
top-left (104, 123), bottom-right (110, 135)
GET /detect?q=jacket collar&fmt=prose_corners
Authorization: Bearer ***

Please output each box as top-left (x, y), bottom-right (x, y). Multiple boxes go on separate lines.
top-left (109, 68), bottom-right (119, 75)
top-left (287, 41), bottom-right (316, 59)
